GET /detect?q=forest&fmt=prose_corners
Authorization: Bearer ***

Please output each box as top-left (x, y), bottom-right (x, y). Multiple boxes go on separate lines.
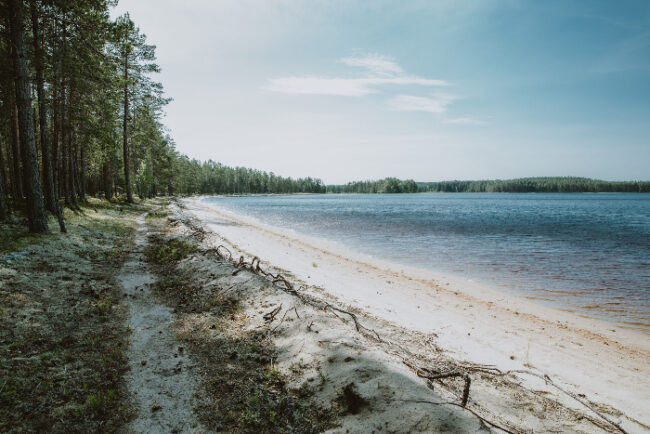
top-left (0, 0), bottom-right (325, 234)
top-left (325, 176), bottom-right (649, 194)
top-left (326, 177), bottom-right (418, 194)
top-left (415, 177), bottom-right (650, 193)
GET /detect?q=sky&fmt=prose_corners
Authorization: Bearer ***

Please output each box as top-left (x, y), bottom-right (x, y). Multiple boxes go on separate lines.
top-left (110, 0), bottom-right (650, 184)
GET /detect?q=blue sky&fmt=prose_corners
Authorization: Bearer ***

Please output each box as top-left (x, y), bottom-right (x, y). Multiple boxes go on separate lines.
top-left (112, 0), bottom-right (650, 183)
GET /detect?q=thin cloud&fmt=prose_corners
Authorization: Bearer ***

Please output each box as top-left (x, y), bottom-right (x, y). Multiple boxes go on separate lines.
top-left (265, 54), bottom-right (485, 126)
top-left (265, 55), bottom-right (447, 96)
top-left (265, 77), bottom-right (377, 96)
top-left (337, 54), bottom-right (404, 76)
top-left (386, 93), bottom-right (458, 114)
top-left (444, 117), bottom-right (489, 125)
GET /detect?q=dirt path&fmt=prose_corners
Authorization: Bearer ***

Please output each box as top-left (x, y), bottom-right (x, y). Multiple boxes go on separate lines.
top-left (119, 213), bottom-right (204, 433)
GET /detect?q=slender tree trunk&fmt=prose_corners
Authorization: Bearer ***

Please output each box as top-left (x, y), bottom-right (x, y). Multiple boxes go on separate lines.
top-left (52, 80), bottom-right (61, 198)
top-left (123, 53), bottom-right (133, 203)
top-left (9, 0), bottom-right (49, 233)
top-left (60, 88), bottom-right (73, 208)
top-left (51, 17), bottom-right (62, 199)
top-left (29, 0), bottom-right (56, 213)
top-left (103, 160), bottom-right (112, 200)
top-left (71, 137), bottom-right (81, 201)
top-left (0, 136), bottom-right (10, 221)
top-left (66, 130), bottom-right (78, 208)
top-left (100, 122), bottom-right (111, 200)
top-left (10, 102), bottom-right (24, 201)
top-left (79, 142), bottom-right (86, 201)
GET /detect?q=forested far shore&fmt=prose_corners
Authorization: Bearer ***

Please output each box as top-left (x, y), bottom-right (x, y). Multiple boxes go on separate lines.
top-left (327, 177), bottom-right (650, 194)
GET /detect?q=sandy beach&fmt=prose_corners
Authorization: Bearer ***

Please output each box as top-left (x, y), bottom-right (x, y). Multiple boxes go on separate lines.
top-left (183, 196), bottom-right (650, 433)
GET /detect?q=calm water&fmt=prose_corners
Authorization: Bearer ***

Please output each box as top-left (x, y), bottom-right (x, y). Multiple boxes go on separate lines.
top-left (204, 193), bottom-right (650, 329)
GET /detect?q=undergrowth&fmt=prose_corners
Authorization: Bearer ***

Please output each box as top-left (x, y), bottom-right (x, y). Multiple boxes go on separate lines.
top-left (145, 236), bottom-right (198, 265)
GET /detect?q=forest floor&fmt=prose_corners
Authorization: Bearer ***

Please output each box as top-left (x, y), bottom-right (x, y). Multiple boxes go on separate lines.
top-left (1, 198), bottom-right (643, 433)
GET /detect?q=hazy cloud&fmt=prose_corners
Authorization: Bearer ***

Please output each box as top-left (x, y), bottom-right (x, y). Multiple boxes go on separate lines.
top-left (337, 54), bottom-right (404, 76)
top-left (443, 117), bottom-right (489, 125)
top-left (386, 93), bottom-right (458, 113)
top-left (265, 55), bottom-right (447, 96)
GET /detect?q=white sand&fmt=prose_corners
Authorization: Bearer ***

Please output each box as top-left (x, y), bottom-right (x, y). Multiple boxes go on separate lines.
top-left (121, 213), bottom-right (204, 433)
top-left (183, 197), bottom-right (650, 433)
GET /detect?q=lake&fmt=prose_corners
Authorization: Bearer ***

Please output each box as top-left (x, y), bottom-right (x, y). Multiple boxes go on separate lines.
top-left (204, 193), bottom-right (650, 329)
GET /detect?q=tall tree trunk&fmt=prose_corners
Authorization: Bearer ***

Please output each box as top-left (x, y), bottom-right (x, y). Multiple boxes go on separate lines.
top-left (51, 17), bottom-right (62, 199)
top-left (9, 0), bottom-right (49, 233)
top-left (0, 136), bottom-right (10, 221)
top-left (79, 142), bottom-right (86, 201)
top-left (60, 88), bottom-right (73, 208)
top-left (10, 102), bottom-right (24, 201)
top-left (103, 161), bottom-right (112, 200)
top-left (29, 0), bottom-right (56, 213)
top-left (52, 80), bottom-right (61, 198)
top-left (66, 129), bottom-right (78, 208)
top-left (71, 138), bottom-right (82, 201)
top-left (123, 53), bottom-right (133, 203)
top-left (100, 126), bottom-right (112, 200)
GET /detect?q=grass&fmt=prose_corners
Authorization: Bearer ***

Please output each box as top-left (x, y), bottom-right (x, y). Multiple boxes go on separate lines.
top-left (145, 209), bottom-right (170, 220)
top-left (0, 198), bottom-right (149, 432)
top-left (145, 236), bottom-right (198, 265)
top-left (0, 224), bottom-right (47, 255)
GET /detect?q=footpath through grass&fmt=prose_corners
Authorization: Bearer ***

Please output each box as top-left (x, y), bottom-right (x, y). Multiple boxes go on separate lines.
top-left (0, 198), bottom-right (155, 433)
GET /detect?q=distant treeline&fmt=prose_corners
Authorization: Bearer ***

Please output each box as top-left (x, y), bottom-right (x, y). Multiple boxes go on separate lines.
top-left (325, 177), bottom-right (650, 194)
top-left (326, 177), bottom-right (418, 194)
top-left (416, 177), bottom-right (650, 193)
top-left (175, 158), bottom-right (326, 195)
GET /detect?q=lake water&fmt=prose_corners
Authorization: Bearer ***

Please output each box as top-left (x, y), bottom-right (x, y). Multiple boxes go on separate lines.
top-left (204, 193), bottom-right (650, 329)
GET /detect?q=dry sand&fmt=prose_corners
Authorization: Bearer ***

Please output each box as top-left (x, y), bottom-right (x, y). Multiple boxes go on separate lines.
top-left (182, 197), bottom-right (650, 433)
top-left (121, 213), bottom-right (205, 433)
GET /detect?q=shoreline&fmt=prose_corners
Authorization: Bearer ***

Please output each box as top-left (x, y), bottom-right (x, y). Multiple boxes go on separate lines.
top-left (194, 195), bottom-right (649, 338)
top-left (183, 195), bottom-right (650, 432)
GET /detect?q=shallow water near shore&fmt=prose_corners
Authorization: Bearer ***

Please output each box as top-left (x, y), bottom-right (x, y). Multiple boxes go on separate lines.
top-left (204, 193), bottom-right (650, 329)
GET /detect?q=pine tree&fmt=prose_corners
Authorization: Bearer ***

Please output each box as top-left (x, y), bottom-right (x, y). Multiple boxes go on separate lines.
top-left (8, 0), bottom-right (49, 233)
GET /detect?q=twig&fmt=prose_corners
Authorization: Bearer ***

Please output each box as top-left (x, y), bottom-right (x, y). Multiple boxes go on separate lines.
top-left (271, 306), bottom-right (300, 332)
top-left (263, 305), bottom-right (282, 322)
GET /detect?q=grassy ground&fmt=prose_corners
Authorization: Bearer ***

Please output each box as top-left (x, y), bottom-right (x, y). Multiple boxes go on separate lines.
top-left (145, 211), bottom-right (335, 433)
top-left (0, 198), bottom-right (151, 433)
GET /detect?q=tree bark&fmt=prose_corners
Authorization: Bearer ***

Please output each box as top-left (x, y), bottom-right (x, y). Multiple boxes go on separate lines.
top-left (29, 0), bottom-right (57, 213)
top-left (71, 137), bottom-right (82, 201)
top-left (0, 136), bottom-right (10, 221)
top-left (66, 129), bottom-right (78, 208)
top-left (79, 142), bottom-right (86, 201)
top-left (10, 102), bottom-right (24, 201)
top-left (52, 78), bottom-right (61, 198)
top-left (123, 52), bottom-right (133, 203)
top-left (9, 0), bottom-right (49, 233)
